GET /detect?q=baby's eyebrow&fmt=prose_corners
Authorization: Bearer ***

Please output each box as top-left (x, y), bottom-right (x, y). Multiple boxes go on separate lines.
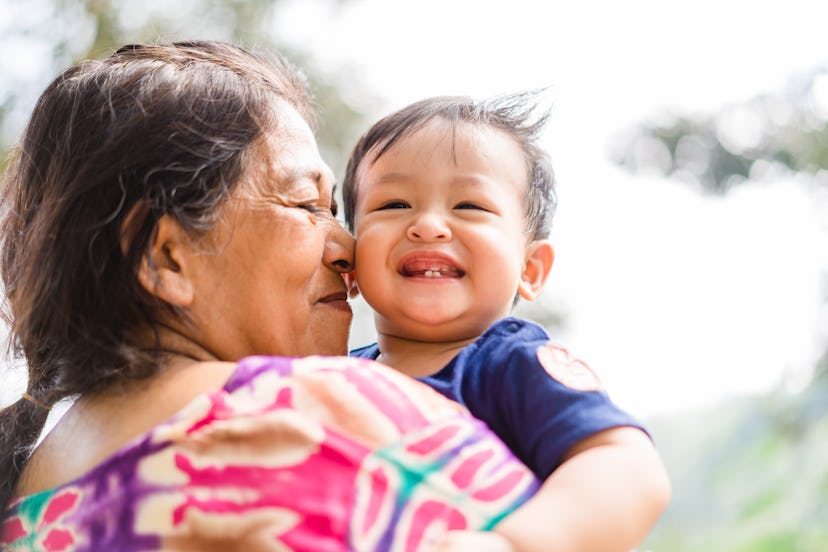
top-left (452, 175), bottom-right (488, 186)
top-left (372, 172), bottom-right (412, 185)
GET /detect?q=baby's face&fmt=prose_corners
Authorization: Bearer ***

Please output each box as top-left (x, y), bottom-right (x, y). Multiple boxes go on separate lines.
top-left (351, 119), bottom-right (536, 343)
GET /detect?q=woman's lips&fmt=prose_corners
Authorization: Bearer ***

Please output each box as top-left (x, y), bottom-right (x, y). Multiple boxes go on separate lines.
top-left (318, 291), bottom-right (352, 313)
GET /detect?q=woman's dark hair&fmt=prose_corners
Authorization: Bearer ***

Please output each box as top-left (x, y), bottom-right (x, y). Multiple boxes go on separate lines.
top-left (0, 40), bottom-right (314, 509)
top-left (342, 91), bottom-right (556, 240)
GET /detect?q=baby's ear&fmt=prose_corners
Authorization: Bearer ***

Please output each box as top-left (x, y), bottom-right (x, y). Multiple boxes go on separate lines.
top-left (343, 271), bottom-right (360, 298)
top-left (137, 214), bottom-right (195, 307)
top-left (517, 240), bottom-right (554, 301)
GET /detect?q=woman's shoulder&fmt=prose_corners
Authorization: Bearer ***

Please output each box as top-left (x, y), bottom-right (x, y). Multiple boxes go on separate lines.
top-left (13, 354), bottom-right (463, 500)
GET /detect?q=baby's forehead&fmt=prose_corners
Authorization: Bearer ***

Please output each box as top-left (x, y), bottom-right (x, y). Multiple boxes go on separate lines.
top-left (366, 117), bottom-right (525, 167)
top-left (357, 120), bottom-right (531, 200)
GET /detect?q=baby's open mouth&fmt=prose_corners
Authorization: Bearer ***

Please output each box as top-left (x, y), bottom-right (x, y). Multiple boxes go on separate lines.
top-left (399, 259), bottom-right (465, 278)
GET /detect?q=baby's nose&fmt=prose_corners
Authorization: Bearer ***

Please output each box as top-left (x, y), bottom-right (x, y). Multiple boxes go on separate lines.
top-left (407, 212), bottom-right (452, 241)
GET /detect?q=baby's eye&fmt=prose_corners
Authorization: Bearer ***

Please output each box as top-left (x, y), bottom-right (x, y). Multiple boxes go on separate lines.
top-left (454, 202), bottom-right (487, 211)
top-left (378, 200), bottom-right (410, 210)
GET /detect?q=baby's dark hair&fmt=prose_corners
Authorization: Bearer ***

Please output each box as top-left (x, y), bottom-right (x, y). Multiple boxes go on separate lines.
top-left (343, 91), bottom-right (556, 239)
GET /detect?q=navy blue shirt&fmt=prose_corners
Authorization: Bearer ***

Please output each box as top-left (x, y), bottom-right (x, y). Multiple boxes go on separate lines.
top-left (351, 317), bottom-right (647, 480)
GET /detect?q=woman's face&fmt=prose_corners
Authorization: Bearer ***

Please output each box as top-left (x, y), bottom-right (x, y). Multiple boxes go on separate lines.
top-left (187, 101), bottom-right (354, 359)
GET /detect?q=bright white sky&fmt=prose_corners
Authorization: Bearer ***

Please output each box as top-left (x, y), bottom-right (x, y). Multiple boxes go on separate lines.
top-left (276, 0), bottom-right (828, 418)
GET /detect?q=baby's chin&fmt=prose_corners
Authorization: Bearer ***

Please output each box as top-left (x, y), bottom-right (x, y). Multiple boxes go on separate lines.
top-left (380, 311), bottom-right (490, 342)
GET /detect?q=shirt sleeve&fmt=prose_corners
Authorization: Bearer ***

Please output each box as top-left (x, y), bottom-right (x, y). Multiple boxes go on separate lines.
top-left (458, 321), bottom-right (648, 480)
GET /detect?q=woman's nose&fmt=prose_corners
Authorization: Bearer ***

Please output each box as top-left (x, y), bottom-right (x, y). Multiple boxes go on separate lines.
top-left (407, 211), bottom-right (451, 242)
top-left (325, 220), bottom-right (355, 272)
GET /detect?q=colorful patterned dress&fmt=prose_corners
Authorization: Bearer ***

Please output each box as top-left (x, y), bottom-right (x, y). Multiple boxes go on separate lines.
top-left (1, 355), bottom-right (539, 551)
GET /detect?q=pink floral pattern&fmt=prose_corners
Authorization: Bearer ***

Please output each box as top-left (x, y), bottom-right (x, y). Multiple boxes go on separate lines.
top-left (2, 355), bottom-right (538, 551)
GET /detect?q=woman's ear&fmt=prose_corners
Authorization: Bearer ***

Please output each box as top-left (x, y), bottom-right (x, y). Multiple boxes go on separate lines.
top-left (517, 239), bottom-right (555, 301)
top-left (137, 215), bottom-right (195, 307)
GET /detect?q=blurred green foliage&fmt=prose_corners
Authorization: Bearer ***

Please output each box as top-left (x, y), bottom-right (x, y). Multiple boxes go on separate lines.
top-left (609, 66), bottom-right (828, 194)
top-left (642, 357), bottom-right (828, 550)
top-left (0, 0), bottom-right (373, 180)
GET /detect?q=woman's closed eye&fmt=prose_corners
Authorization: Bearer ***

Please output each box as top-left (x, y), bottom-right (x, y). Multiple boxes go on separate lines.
top-left (298, 202), bottom-right (335, 218)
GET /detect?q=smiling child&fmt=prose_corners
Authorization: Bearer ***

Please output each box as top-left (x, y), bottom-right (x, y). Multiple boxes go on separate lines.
top-left (342, 93), bottom-right (671, 551)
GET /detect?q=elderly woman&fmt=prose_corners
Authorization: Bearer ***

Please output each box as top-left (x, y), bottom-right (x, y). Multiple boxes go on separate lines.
top-left (0, 42), bottom-right (541, 551)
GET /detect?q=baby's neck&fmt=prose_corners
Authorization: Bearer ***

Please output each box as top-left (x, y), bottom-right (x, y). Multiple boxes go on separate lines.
top-left (374, 333), bottom-right (477, 378)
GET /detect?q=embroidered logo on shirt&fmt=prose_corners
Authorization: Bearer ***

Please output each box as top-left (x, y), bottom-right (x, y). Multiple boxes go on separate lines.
top-left (536, 344), bottom-right (603, 391)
